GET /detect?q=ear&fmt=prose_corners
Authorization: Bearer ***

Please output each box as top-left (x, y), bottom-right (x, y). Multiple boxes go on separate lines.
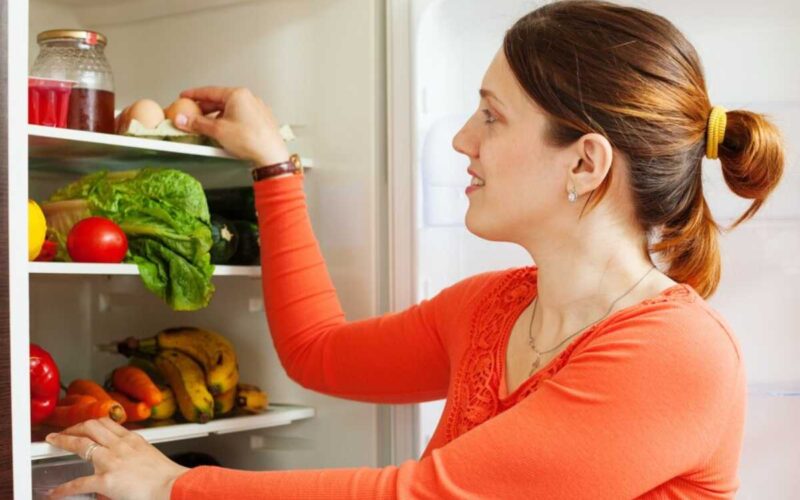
top-left (567, 133), bottom-right (614, 195)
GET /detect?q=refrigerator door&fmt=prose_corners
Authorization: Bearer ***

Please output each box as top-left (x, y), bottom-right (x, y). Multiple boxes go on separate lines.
top-left (402, 0), bottom-right (800, 497)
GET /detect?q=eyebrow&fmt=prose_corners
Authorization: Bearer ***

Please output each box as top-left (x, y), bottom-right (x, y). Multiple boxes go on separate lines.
top-left (479, 88), bottom-right (505, 108)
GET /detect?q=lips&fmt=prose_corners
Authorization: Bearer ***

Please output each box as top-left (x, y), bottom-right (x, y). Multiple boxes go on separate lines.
top-left (466, 168), bottom-right (485, 196)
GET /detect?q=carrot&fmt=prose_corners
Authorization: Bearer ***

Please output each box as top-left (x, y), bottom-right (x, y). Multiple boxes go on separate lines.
top-left (109, 391), bottom-right (151, 422)
top-left (45, 396), bottom-right (127, 428)
top-left (59, 394), bottom-right (97, 406)
top-left (67, 379), bottom-right (113, 402)
top-left (112, 366), bottom-right (162, 406)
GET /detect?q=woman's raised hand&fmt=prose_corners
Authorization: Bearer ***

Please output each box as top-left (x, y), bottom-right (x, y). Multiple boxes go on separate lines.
top-left (175, 86), bottom-right (290, 167)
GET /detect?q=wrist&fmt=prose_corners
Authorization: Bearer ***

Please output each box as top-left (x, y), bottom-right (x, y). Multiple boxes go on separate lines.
top-left (250, 147), bottom-right (290, 168)
top-left (161, 465), bottom-right (189, 500)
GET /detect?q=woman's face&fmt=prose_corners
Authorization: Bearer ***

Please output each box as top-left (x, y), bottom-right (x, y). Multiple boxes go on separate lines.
top-left (453, 49), bottom-right (578, 244)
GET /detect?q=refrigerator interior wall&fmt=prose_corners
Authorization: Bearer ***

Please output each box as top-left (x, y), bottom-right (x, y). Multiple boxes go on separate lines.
top-left (28, 0), bottom-right (386, 480)
top-left (412, 0), bottom-right (800, 497)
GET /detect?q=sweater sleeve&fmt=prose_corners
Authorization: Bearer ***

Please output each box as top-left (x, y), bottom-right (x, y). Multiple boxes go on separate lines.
top-left (171, 306), bottom-right (744, 499)
top-left (249, 174), bottom-right (466, 403)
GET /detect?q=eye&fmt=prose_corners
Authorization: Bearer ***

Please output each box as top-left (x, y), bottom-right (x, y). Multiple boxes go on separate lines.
top-left (481, 109), bottom-right (498, 125)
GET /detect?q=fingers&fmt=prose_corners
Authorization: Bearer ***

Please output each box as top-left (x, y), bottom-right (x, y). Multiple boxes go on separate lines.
top-left (176, 113), bottom-right (221, 137)
top-left (45, 433), bottom-right (108, 462)
top-left (179, 86), bottom-right (239, 104)
top-left (96, 416), bottom-right (128, 438)
top-left (58, 419), bottom-right (118, 447)
top-left (194, 100), bottom-right (225, 114)
top-left (49, 474), bottom-right (103, 499)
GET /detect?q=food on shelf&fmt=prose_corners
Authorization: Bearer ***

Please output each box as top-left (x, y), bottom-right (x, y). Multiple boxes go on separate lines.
top-left (28, 77), bottom-right (75, 128)
top-left (125, 99), bottom-right (164, 129)
top-left (111, 366), bottom-right (162, 406)
top-left (236, 384), bottom-right (268, 413)
top-left (228, 220), bottom-right (260, 266)
top-left (31, 30), bottom-right (115, 133)
top-left (164, 98), bottom-right (202, 123)
top-left (46, 394), bottom-right (126, 428)
top-left (117, 327), bottom-right (239, 395)
top-left (45, 169), bottom-right (215, 311)
top-left (67, 379), bottom-right (118, 405)
top-left (209, 214), bottom-right (239, 264)
top-left (203, 189), bottom-right (262, 265)
top-left (66, 216), bottom-right (128, 263)
top-left (116, 97), bottom-right (204, 145)
top-left (154, 350), bottom-right (214, 424)
top-left (150, 386), bottom-right (177, 420)
top-left (109, 391), bottom-right (151, 422)
top-left (28, 200), bottom-right (47, 261)
top-left (213, 386), bottom-right (236, 416)
top-left (30, 344), bottom-right (60, 425)
top-left (127, 356), bottom-right (164, 384)
top-left (35, 240), bottom-right (57, 262)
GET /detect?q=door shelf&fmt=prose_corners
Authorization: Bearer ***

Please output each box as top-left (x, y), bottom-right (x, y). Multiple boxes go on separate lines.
top-left (31, 404), bottom-right (315, 461)
top-left (29, 262), bottom-right (261, 278)
top-left (29, 125), bottom-right (314, 175)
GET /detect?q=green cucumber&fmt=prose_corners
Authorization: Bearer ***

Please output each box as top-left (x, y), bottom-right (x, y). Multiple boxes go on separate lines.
top-left (210, 214), bottom-right (239, 264)
top-left (229, 220), bottom-right (260, 266)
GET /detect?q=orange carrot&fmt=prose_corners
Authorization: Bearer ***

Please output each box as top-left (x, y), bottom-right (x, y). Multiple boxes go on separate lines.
top-left (59, 394), bottom-right (96, 406)
top-left (67, 379), bottom-right (113, 402)
top-left (46, 395), bottom-right (127, 428)
top-left (109, 391), bottom-right (151, 422)
top-left (112, 366), bottom-right (162, 406)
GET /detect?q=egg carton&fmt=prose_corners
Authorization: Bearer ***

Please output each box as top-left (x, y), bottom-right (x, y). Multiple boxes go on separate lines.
top-left (121, 120), bottom-right (296, 147)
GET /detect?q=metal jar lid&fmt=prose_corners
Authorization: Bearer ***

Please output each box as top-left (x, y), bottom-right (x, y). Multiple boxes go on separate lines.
top-left (37, 30), bottom-right (107, 47)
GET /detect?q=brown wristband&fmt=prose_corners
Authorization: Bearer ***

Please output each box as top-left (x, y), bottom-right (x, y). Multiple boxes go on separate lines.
top-left (252, 154), bottom-right (303, 181)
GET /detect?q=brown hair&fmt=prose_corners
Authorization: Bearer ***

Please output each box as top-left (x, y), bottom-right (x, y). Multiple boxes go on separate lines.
top-left (504, 0), bottom-right (784, 298)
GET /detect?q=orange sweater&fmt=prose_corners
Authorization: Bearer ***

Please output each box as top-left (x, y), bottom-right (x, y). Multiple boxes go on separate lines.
top-left (172, 174), bottom-right (746, 499)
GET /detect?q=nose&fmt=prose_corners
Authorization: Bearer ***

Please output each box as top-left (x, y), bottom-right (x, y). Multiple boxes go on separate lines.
top-left (452, 114), bottom-right (478, 159)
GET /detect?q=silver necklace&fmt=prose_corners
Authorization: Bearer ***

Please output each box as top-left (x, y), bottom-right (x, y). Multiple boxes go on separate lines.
top-left (526, 265), bottom-right (656, 376)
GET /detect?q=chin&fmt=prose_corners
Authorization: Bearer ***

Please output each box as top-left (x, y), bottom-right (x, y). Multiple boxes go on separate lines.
top-left (465, 208), bottom-right (507, 242)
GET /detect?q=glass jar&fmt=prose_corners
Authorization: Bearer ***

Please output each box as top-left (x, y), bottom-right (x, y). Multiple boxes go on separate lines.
top-left (31, 30), bottom-right (115, 134)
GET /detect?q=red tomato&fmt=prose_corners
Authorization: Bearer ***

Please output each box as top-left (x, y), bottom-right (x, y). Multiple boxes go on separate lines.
top-left (67, 217), bottom-right (128, 263)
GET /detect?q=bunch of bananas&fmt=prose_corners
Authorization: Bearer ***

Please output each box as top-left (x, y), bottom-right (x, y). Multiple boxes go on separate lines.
top-left (116, 327), bottom-right (268, 423)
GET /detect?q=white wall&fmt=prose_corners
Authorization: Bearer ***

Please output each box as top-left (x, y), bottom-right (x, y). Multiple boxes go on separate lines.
top-left (412, 1), bottom-right (800, 496)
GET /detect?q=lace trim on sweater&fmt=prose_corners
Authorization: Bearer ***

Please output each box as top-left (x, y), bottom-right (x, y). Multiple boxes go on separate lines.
top-left (445, 267), bottom-right (693, 442)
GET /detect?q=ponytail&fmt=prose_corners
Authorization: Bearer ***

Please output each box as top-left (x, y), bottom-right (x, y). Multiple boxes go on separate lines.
top-left (654, 109), bottom-right (784, 299)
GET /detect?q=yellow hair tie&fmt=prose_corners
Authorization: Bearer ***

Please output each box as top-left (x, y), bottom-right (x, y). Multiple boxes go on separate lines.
top-left (706, 106), bottom-right (727, 160)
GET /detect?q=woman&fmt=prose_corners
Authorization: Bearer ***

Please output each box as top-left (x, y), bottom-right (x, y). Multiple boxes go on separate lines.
top-left (46, 1), bottom-right (784, 498)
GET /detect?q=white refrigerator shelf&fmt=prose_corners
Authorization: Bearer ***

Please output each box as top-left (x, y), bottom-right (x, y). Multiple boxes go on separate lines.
top-left (31, 404), bottom-right (315, 461)
top-left (29, 262), bottom-right (261, 278)
top-left (29, 125), bottom-right (314, 174)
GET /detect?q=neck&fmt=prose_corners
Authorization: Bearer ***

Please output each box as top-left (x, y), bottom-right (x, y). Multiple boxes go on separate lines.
top-left (522, 216), bottom-right (661, 344)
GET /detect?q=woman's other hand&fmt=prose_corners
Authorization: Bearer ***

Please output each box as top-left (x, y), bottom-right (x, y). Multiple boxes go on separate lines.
top-left (175, 86), bottom-right (290, 167)
top-left (45, 418), bottom-right (188, 500)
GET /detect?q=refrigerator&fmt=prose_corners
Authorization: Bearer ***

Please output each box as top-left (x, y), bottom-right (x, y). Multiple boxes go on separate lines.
top-left (2, 0), bottom-right (798, 498)
top-left (7, 0), bottom-right (403, 497)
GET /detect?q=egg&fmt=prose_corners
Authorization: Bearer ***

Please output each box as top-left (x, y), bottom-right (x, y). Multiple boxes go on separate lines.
top-left (128, 99), bottom-right (165, 129)
top-left (165, 98), bottom-right (202, 123)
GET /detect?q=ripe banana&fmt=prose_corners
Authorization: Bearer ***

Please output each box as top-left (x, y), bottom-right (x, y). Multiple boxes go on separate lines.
top-left (213, 386), bottom-right (236, 416)
top-left (236, 384), bottom-right (268, 412)
top-left (154, 350), bottom-right (213, 423)
top-left (155, 327), bottom-right (239, 395)
top-left (150, 386), bottom-right (177, 420)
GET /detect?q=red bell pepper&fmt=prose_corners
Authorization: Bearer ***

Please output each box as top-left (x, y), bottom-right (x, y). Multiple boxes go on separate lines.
top-left (34, 240), bottom-right (57, 262)
top-left (30, 344), bottom-right (60, 425)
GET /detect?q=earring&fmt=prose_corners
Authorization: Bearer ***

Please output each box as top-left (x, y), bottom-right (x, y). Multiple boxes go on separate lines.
top-left (568, 187), bottom-right (578, 203)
